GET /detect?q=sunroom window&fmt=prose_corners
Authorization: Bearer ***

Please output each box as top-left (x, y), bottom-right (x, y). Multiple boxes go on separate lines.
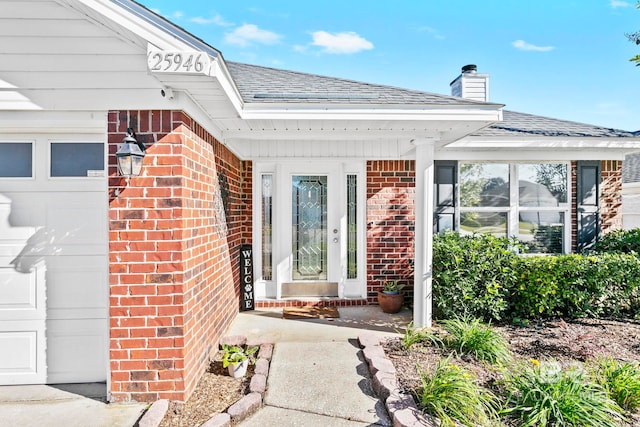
top-left (436, 161), bottom-right (570, 254)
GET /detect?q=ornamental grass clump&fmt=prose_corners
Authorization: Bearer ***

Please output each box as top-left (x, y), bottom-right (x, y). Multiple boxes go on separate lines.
top-left (417, 356), bottom-right (499, 427)
top-left (502, 359), bottom-right (626, 427)
top-left (439, 317), bottom-right (511, 364)
top-left (400, 322), bottom-right (443, 350)
top-left (588, 357), bottom-right (640, 412)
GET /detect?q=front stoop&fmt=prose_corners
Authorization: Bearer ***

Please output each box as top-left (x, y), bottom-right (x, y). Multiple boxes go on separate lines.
top-left (136, 336), bottom-right (273, 427)
top-left (357, 332), bottom-right (437, 427)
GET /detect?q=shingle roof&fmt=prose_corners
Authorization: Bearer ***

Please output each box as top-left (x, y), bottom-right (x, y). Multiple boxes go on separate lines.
top-left (476, 110), bottom-right (638, 138)
top-left (226, 62), bottom-right (494, 106)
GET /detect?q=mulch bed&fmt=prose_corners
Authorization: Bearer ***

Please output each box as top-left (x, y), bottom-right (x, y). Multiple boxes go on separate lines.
top-left (382, 318), bottom-right (640, 426)
top-left (158, 357), bottom-right (253, 427)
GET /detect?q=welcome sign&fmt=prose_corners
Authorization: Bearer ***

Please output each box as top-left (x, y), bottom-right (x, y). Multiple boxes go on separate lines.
top-left (240, 245), bottom-right (255, 311)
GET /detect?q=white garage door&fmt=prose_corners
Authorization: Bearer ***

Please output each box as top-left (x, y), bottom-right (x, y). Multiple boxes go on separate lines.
top-left (0, 137), bottom-right (108, 384)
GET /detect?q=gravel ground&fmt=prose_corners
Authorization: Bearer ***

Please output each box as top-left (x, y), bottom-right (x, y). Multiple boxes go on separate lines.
top-left (382, 318), bottom-right (640, 426)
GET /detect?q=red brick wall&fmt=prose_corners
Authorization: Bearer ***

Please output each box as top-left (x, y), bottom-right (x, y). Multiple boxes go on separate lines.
top-left (600, 160), bottom-right (623, 234)
top-left (571, 160), bottom-right (623, 252)
top-left (366, 160), bottom-right (415, 304)
top-left (107, 110), bottom-right (248, 402)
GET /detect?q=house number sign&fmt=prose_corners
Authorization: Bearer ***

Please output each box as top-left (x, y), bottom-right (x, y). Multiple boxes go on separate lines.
top-left (147, 50), bottom-right (211, 75)
top-left (240, 245), bottom-right (255, 311)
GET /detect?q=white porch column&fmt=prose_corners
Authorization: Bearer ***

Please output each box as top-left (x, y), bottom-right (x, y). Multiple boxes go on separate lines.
top-left (413, 139), bottom-right (435, 328)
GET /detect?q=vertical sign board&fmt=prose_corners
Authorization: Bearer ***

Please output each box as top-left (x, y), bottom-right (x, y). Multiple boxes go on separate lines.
top-left (240, 245), bottom-right (255, 311)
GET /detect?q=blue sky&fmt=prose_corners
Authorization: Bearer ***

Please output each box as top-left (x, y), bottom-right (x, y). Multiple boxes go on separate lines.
top-left (140, 0), bottom-right (639, 131)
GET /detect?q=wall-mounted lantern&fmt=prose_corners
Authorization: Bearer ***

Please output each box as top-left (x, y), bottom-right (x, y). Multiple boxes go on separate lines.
top-left (115, 128), bottom-right (146, 179)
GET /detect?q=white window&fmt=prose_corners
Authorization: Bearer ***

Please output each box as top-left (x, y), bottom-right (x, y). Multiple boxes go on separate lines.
top-left (440, 162), bottom-right (570, 253)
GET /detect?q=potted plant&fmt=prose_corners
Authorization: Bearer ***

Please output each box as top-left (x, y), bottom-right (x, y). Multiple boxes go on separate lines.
top-left (221, 344), bottom-right (258, 378)
top-left (377, 280), bottom-right (405, 314)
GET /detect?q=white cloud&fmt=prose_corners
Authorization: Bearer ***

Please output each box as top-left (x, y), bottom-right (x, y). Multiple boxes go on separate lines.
top-left (610, 0), bottom-right (631, 8)
top-left (191, 14), bottom-right (233, 27)
top-left (224, 24), bottom-right (282, 47)
top-left (310, 31), bottom-right (374, 54)
top-left (172, 11), bottom-right (183, 19)
top-left (512, 39), bottom-right (555, 52)
top-left (417, 26), bottom-right (445, 40)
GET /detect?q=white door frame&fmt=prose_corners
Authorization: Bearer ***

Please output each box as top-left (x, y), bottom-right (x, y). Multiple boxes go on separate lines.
top-left (252, 160), bottom-right (366, 300)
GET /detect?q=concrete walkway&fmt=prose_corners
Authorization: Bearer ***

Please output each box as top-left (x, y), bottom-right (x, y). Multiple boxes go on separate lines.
top-left (230, 306), bottom-right (411, 426)
top-left (0, 383), bottom-right (146, 427)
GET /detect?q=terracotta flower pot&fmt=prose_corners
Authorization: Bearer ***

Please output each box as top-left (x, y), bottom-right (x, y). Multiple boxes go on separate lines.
top-left (377, 291), bottom-right (404, 314)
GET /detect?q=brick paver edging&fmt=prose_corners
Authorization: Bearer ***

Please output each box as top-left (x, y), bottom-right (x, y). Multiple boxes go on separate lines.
top-left (357, 333), bottom-right (437, 427)
top-left (138, 336), bottom-right (273, 427)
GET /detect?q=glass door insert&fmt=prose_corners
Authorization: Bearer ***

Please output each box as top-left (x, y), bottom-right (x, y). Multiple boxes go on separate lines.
top-left (292, 175), bottom-right (327, 280)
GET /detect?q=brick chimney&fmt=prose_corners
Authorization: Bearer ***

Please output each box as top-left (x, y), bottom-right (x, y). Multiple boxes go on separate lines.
top-left (450, 64), bottom-right (490, 102)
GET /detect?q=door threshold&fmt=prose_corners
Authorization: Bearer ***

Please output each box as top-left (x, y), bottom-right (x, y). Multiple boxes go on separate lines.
top-left (255, 297), bottom-right (368, 308)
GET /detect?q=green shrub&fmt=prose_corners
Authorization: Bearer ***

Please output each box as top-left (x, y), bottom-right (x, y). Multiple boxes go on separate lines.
top-left (434, 232), bottom-right (640, 322)
top-left (433, 232), bottom-right (521, 321)
top-left (588, 357), bottom-right (640, 411)
top-left (417, 356), bottom-right (499, 427)
top-left (512, 253), bottom-right (640, 319)
top-left (439, 317), bottom-right (511, 364)
top-left (502, 359), bottom-right (626, 427)
top-left (594, 228), bottom-right (640, 254)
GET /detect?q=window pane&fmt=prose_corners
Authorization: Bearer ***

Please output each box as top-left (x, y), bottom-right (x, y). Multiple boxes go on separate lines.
top-left (261, 175), bottom-right (273, 281)
top-left (436, 165), bottom-right (455, 206)
top-left (436, 214), bottom-right (454, 233)
top-left (579, 166), bottom-right (598, 206)
top-left (51, 143), bottom-right (104, 177)
top-left (518, 164), bottom-right (567, 206)
top-left (520, 211), bottom-right (564, 254)
top-left (460, 211), bottom-right (507, 237)
top-left (460, 163), bottom-right (509, 207)
top-left (0, 143), bottom-right (32, 177)
top-left (347, 175), bottom-right (357, 279)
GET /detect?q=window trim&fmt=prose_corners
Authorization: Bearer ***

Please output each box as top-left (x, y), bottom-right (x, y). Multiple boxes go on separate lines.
top-left (48, 141), bottom-right (106, 179)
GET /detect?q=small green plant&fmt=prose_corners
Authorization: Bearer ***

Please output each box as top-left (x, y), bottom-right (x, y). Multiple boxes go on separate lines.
top-left (439, 317), bottom-right (511, 364)
top-left (588, 357), bottom-right (640, 411)
top-left (221, 344), bottom-right (258, 368)
top-left (417, 356), bottom-right (499, 427)
top-left (400, 322), bottom-right (442, 350)
top-left (502, 359), bottom-right (626, 427)
top-left (382, 280), bottom-right (405, 293)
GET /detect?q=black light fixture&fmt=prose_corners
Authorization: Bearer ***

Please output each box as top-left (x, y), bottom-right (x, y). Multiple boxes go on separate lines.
top-left (115, 128), bottom-right (146, 179)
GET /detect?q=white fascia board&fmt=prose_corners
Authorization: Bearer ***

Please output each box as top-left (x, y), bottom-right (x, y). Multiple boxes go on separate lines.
top-left (66, 0), bottom-right (186, 50)
top-left (69, 1), bottom-right (245, 117)
top-left (240, 105), bottom-right (502, 122)
top-left (447, 136), bottom-right (640, 150)
top-left (436, 149), bottom-right (629, 161)
top-left (207, 59), bottom-right (244, 116)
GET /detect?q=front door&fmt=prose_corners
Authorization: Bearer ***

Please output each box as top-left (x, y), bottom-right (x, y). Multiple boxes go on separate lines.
top-left (255, 161), bottom-right (365, 299)
top-left (282, 163), bottom-right (341, 297)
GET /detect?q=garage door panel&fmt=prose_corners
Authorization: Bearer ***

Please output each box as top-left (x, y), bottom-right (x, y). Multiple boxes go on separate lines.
top-left (46, 319), bottom-right (107, 383)
top-left (45, 256), bottom-right (107, 316)
top-left (0, 322), bottom-right (47, 384)
top-left (3, 192), bottom-right (107, 251)
top-left (0, 265), bottom-right (45, 320)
